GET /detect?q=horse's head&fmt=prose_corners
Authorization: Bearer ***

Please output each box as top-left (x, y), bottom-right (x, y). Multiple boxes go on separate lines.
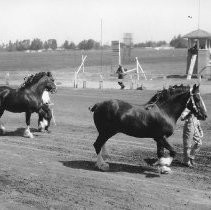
top-left (43, 72), bottom-right (57, 93)
top-left (20, 72), bottom-right (57, 93)
top-left (186, 84), bottom-right (207, 121)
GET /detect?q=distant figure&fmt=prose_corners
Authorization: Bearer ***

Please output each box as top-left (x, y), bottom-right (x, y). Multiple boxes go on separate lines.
top-left (116, 65), bottom-right (127, 89)
top-left (188, 42), bottom-right (198, 55)
top-left (181, 108), bottom-right (204, 167)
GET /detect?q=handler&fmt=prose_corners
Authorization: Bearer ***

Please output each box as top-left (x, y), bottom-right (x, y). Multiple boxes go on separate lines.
top-left (38, 90), bottom-right (53, 132)
top-left (181, 108), bottom-right (203, 167)
top-left (116, 65), bottom-right (127, 89)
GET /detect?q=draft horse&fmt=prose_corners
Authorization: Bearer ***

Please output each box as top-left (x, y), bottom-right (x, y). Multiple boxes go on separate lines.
top-left (90, 84), bottom-right (207, 174)
top-left (0, 72), bottom-right (56, 138)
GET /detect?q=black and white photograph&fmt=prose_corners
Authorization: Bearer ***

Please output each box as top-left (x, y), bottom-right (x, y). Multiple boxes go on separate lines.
top-left (0, 0), bottom-right (210, 209)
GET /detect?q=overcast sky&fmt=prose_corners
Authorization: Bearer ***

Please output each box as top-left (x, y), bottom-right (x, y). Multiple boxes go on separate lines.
top-left (0, 0), bottom-right (210, 45)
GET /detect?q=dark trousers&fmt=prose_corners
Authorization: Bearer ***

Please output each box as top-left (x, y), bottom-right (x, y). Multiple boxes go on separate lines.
top-left (118, 81), bottom-right (125, 89)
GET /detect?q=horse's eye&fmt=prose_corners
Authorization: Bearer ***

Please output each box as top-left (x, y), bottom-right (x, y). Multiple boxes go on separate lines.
top-left (194, 97), bottom-right (200, 103)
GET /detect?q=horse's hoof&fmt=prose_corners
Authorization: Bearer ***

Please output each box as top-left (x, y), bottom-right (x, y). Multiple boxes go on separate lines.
top-left (159, 166), bottom-right (172, 174)
top-left (156, 157), bottom-right (173, 166)
top-left (96, 162), bottom-right (110, 171)
top-left (24, 131), bottom-right (34, 138)
top-left (161, 157), bottom-right (173, 166)
top-left (0, 125), bottom-right (6, 135)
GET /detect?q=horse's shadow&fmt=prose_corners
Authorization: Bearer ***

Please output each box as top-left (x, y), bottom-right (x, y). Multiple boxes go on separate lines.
top-left (60, 160), bottom-right (160, 178)
top-left (2, 127), bottom-right (40, 137)
top-left (144, 157), bottom-right (187, 168)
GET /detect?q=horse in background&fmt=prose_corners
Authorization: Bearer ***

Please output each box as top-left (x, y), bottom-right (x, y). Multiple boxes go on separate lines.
top-left (89, 84), bottom-right (207, 174)
top-left (0, 72), bottom-right (56, 138)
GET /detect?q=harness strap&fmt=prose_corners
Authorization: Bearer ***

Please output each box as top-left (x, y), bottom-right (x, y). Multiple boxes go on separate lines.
top-left (187, 89), bottom-right (199, 114)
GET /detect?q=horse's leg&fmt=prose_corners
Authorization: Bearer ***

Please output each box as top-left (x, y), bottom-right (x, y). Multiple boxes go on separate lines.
top-left (160, 137), bottom-right (176, 166)
top-left (93, 132), bottom-right (115, 171)
top-left (101, 143), bottom-right (109, 160)
top-left (153, 139), bottom-right (164, 165)
top-left (24, 112), bottom-right (34, 138)
top-left (154, 137), bottom-right (176, 174)
top-left (0, 109), bottom-right (5, 134)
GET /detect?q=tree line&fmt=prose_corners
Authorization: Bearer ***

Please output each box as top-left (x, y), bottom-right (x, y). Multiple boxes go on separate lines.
top-left (1, 38), bottom-right (101, 52)
top-left (0, 34), bottom-right (187, 52)
top-left (134, 35), bottom-right (187, 48)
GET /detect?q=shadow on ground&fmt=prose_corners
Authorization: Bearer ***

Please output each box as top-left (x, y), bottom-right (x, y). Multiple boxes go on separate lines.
top-left (60, 160), bottom-right (160, 178)
top-left (2, 127), bottom-right (40, 137)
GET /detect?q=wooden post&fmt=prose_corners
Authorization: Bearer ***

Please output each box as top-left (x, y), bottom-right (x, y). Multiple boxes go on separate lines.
top-left (83, 81), bottom-right (86, 88)
top-left (5, 72), bottom-right (10, 85)
top-left (74, 55), bottom-right (87, 88)
top-left (129, 75), bottom-right (133, 89)
top-left (99, 74), bottom-right (103, 89)
top-left (74, 72), bottom-right (78, 88)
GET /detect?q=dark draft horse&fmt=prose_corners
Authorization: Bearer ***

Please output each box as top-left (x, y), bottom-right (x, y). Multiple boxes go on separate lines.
top-left (0, 72), bottom-right (56, 138)
top-left (90, 84), bottom-right (207, 174)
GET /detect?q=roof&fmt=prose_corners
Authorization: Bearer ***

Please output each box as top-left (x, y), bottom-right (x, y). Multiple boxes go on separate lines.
top-left (183, 29), bottom-right (211, 39)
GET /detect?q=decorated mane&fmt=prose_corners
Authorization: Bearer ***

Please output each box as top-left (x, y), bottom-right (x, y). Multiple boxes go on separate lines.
top-left (146, 84), bottom-right (190, 107)
top-left (20, 72), bottom-right (52, 89)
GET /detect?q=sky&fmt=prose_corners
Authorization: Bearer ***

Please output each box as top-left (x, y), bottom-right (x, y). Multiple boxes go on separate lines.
top-left (0, 0), bottom-right (211, 45)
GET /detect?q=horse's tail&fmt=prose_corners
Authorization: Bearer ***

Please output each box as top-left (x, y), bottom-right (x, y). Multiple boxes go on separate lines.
top-left (89, 103), bottom-right (99, 112)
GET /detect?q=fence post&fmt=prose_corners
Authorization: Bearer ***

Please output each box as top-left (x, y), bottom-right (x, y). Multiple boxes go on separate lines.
top-left (130, 81), bottom-right (134, 89)
top-left (83, 80), bottom-right (86, 88)
top-left (5, 72), bottom-right (10, 85)
top-left (99, 74), bottom-right (103, 89)
top-left (74, 72), bottom-right (78, 88)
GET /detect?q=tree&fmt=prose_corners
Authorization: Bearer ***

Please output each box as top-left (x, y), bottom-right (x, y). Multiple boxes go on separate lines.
top-left (15, 40), bottom-right (30, 51)
top-left (7, 41), bottom-right (15, 51)
top-left (78, 40), bottom-right (88, 50)
top-left (68, 41), bottom-right (76, 49)
top-left (43, 41), bottom-right (49, 50)
top-left (30, 38), bottom-right (43, 50)
top-left (63, 40), bottom-right (69, 49)
top-left (78, 39), bottom-right (100, 50)
top-left (62, 40), bottom-right (76, 50)
top-left (48, 39), bottom-right (57, 50)
top-left (170, 35), bottom-right (187, 48)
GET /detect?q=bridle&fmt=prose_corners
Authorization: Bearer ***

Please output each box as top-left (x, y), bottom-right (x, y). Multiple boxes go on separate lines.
top-left (186, 88), bottom-right (207, 117)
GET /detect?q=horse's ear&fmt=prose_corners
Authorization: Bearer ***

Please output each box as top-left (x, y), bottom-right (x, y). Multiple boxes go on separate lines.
top-left (47, 72), bottom-right (52, 77)
top-left (193, 84), bottom-right (197, 90)
top-left (195, 83), bottom-right (200, 89)
top-left (192, 83), bottom-right (199, 93)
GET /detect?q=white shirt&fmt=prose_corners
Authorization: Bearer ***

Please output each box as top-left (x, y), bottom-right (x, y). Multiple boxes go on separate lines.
top-left (42, 90), bottom-right (50, 104)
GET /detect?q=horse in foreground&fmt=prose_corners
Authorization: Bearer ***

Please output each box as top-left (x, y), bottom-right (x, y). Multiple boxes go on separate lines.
top-left (89, 84), bottom-right (207, 174)
top-left (0, 72), bottom-right (56, 138)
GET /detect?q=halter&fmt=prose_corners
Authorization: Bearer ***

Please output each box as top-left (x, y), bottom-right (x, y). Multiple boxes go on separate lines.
top-left (186, 88), bottom-right (207, 115)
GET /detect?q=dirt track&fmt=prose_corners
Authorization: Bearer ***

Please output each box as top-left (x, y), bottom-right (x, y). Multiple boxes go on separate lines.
top-left (0, 88), bottom-right (210, 210)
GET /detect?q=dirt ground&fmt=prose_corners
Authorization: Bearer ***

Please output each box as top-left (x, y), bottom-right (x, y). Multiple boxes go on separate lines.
top-left (0, 87), bottom-right (210, 210)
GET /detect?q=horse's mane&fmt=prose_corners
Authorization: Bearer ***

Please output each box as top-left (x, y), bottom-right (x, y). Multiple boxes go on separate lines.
top-left (20, 72), bottom-right (52, 89)
top-left (145, 84), bottom-right (190, 107)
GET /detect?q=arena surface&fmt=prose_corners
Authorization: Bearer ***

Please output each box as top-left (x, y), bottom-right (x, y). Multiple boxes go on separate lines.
top-left (0, 87), bottom-right (210, 210)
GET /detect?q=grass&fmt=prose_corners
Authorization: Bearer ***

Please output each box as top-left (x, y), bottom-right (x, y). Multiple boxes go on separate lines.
top-left (0, 48), bottom-right (187, 74)
top-left (0, 48), bottom-right (189, 87)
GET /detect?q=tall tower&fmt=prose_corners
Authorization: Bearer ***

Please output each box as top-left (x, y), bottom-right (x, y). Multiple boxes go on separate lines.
top-left (123, 33), bottom-right (133, 64)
